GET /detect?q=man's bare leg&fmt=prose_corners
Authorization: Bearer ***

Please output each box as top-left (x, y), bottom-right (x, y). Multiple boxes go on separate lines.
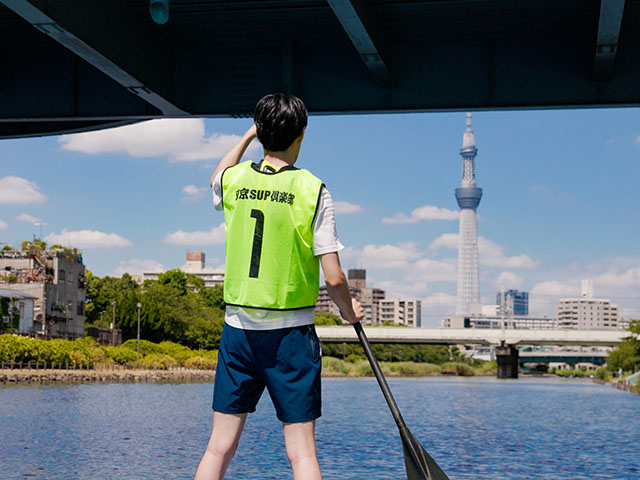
top-left (194, 412), bottom-right (247, 480)
top-left (283, 420), bottom-right (322, 480)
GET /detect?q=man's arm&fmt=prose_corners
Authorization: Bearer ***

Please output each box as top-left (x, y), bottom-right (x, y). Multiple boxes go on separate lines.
top-left (320, 252), bottom-right (364, 324)
top-left (209, 125), bottom-right (258, 187)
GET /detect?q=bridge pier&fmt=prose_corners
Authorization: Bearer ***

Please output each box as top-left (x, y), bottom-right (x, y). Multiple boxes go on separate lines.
top-left (495, 344), bottom-right (519, 379)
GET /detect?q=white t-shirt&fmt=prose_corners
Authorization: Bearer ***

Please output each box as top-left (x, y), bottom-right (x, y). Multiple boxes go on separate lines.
top-left (212, 165), bottom-right (343, 330)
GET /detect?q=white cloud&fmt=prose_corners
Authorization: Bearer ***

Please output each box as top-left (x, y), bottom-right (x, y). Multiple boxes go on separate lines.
top-left (16, 213), bottom-right (40, 223)
top-left (0, 177), bottom-right (47, 204)
top-left (494, 271), bottom-right (524, 289)
top-left (182, 184), bottom-right (209, 202)
top-left (429, 233), bottom-right (539, 269)
top-left (410, 258), bottom-right (458, 283)
top-left (334, 201), bottom-right (363, 214)
top-left (59, 119), bottom-right (260, 162)
top-left (341, 242), bottom-right (422, 269)
top-left (382, 205), bottom-right (459, 224)
top-left (164, 222), bottom-right (225, 245)
top-left (112, 259), bottom-right (165, 277)
top-left (0, 220), bottom-right (7, 229)
top-left (45, 229), bottom-right (132, 248)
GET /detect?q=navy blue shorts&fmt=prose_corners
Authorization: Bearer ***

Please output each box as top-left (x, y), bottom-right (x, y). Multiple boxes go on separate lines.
top-left (213, 323), bottom-right (322, 423)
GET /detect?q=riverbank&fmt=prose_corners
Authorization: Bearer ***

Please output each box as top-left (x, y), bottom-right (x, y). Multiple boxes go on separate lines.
top-left (0, 368), bottom-right (215, 385)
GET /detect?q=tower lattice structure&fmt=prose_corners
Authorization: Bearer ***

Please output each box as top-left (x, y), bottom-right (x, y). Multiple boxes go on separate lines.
top-left (455, 113), bottom-right (482, 315)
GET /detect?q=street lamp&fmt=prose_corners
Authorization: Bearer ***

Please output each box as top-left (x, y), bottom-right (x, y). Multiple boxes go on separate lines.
top-left (111, 300), bottom-right (116, 346)
top-left (136, 302), bottom-right (142, 362)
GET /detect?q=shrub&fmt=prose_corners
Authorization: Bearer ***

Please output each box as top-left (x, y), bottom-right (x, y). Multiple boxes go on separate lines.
top-left (184, 355), bottom-right (217, 369)
top-left (139, 353), bottom-right (177, 369)
top-left (345, 353), bottom-right (365, 363)
top-left (157, 341), bottom-right (197, 364)
top-left (472, 361), bottom-right (497, 376)
top-left (0, 334), bottom-right (45, 363)
top-left (104, 346), bottom-right (137, 365)
top-left (386, 362), bottom-right (441, 376)
top-left (353, 360), bottom-right (373, 376)
top-left (121, 339), bottom-right (163, 357)
top-left (554, 369), bottom-right (588, 378)
top-left (322, 356), bottom-right (351, 375)
top-left (594, 366), bottom-right (611, 382)
top-left (441, 362), bottom-right (474, 376)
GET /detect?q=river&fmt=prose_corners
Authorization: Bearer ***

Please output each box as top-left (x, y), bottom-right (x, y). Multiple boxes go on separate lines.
top-left (0, 377), bottom-right (638, 479)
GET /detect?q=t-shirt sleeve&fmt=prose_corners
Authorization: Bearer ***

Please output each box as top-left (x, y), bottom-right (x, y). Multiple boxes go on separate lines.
top-left (313, 186), bottom-right (344, 256)
top-left (212, 170), bottom-right (224, 211)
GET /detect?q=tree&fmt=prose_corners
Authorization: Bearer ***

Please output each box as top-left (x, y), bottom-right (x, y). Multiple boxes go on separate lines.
top-left (158, 269), bottom-right (188, 295)
top-left (607, 320), bottom-right (640, 372)
top-left (314, 311), bottom-right (342, 326)
top-left (199, 284), bottom-right (225, 310)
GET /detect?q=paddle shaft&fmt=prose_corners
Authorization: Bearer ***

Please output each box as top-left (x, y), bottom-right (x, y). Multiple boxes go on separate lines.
top-left (353, 322), bottom-right (411, 438)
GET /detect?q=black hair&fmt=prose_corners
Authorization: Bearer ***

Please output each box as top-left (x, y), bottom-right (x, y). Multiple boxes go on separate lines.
top-left (254, 93), bottom-right (308, 152)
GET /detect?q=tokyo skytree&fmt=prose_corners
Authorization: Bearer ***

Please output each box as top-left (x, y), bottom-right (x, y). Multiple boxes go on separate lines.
top-left (455, 113), bottom-right (482, 315)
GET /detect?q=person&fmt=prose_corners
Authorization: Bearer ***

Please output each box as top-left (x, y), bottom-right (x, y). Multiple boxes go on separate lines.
top-left (195, 93), bottom-right (364, 480)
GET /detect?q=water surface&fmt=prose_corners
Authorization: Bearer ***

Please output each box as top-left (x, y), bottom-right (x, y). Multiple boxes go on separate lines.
top-left (0, 377), bottom-right (637, 479)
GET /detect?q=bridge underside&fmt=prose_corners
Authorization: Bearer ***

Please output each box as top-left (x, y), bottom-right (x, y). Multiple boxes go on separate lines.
top-left (1, 0), bottom-right (640, 138)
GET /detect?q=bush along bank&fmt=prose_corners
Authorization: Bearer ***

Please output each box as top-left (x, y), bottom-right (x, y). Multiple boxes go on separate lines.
top-left (0, 334), bottom-right (217, 370)
top-left (322, 356), bottom-right (497, 377)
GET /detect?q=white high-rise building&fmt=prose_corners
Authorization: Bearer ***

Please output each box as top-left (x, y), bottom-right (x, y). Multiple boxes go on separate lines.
top-left (557, 281), bottom-right (620, 329)
top-left (455, 113), bottom-right (483, 315)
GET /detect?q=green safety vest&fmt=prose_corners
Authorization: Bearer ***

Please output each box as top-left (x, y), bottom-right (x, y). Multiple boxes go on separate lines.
top-left (221, 160), bottom-right (324, 310)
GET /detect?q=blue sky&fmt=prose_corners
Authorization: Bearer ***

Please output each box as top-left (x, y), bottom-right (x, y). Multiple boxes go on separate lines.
top-left (1, 108), bottom-right (639, 325)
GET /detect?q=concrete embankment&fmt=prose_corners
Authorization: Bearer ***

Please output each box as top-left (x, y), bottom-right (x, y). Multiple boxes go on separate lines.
top-left (0, 368), bottom-right (215, 385)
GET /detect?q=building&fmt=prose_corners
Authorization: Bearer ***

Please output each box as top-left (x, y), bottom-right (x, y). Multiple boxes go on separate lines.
top-left (442, 315), bottom-right (554, 329)
top-left (496, 290), bottom-right (529, 316)
top-left (455, 113), bottom-right (483, 316)
top-left (380, 299), bottom-right (421, 327)
top-left (142, 251), bottom-right (224, 288)
top-left (0, 287), bottom-right (37, 333)
top-left (316, 269), bottom-right (385, 324)
top-left (0, 248), bottom-right (86, 338)
top-left (556, 281), bottom-right (620, 329)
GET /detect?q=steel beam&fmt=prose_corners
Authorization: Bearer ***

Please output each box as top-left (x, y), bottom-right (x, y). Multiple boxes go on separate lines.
top-left (2, 0), bottom-right (187, 115)
top-left (594, 0), bottom-right (626, 80)
top-left (327, 0), bottom-right (391, 87)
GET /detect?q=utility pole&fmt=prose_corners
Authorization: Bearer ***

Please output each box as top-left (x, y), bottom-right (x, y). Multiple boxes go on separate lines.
top-left (111, 300), bottom-right (116, 346)
top-left (136, 302), bottom-right (142, 362)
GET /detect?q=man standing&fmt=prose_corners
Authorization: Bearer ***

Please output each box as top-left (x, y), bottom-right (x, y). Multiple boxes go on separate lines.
top-left (195, 93), bottom-right (364, 480)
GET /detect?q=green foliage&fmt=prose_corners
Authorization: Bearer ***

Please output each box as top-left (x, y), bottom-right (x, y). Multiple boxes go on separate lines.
top-left (185, 355), bottom-right (218, 369)
top-left (0, 298), bottom-right (20, 331)
top-left (320, 342), bottom-right (458, 364)
top-left (595, 366), bottom-right (611, 381)
top-left (314, 312), bottom-right (342, 326)
top-left (321, 356), bottom-right (351, 375)
top-left (21, 237), bottom-right (47, 252)
top-left (345, 353), bottom-right (364, 363)
top-left (384, 362), bottom-right (441, 376)
top-left (471, 360), bottom-right (497, 376)
top-left (0, 335), bottom-right (218, 369)
top-left (104, 346), bottom-right (137, 365)
top-left (441, 362), bottom-right (474, 376)
top-left (139, 353), bottom-right (177, 369)
top-left (158, 269), bottom-right (188, 295)
top-left (85, 270), bottom-right (226, 349)
top-left (553, 369), bottom-right (588, 378)
top-left (381, 320), bottom-right (407, 327)
top-left (199, 284), bottom-right (225, 310)
top-left (606, 320), bottom-right (640, 372)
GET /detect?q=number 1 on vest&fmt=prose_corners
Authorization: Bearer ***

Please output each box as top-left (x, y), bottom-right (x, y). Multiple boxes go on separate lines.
top-left (249, 209), bottom-right (264, 278)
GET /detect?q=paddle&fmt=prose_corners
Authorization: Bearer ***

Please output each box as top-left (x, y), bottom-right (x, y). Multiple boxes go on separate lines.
top-left (353, 322), bottom-right (451, 480)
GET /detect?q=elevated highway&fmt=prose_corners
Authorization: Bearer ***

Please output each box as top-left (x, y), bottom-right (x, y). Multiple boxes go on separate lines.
top-left (2, 0), bottom-right (640, 138)
top-left (315, 326), bottom-right (627, 347)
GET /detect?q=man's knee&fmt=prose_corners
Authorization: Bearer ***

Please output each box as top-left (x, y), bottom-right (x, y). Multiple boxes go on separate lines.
top-left (206, 435), bottom-right (240, 461)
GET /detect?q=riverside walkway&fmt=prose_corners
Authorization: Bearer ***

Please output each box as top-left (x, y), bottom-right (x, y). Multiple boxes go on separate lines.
top-left (315, 326), bottom-right (627, 347)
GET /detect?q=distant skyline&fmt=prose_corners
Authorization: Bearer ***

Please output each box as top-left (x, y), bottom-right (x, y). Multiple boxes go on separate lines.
top-left (1, 108), bottom-right (640, 325)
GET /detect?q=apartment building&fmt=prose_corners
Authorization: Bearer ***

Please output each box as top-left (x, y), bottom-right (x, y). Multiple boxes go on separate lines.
top-left (0, 248), bottom-right (86, 338)
top-left (380, 299), bottom-right (421, 327)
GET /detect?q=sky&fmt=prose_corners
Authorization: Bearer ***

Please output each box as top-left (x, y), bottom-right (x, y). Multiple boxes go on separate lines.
top-left (1, 108), bottom-right (639, 326)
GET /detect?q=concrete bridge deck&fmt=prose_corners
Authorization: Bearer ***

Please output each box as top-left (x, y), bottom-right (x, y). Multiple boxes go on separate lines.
top-left (315, 326), bottom-right (627, 347)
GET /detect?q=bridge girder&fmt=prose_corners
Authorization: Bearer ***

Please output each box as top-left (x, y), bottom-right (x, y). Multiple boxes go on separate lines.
top-left (1, 0), bottom-right (640, 139)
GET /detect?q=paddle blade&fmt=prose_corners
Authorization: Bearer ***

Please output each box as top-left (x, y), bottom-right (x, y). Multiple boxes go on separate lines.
top-left (402, 430), bottom-right (450, 480)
